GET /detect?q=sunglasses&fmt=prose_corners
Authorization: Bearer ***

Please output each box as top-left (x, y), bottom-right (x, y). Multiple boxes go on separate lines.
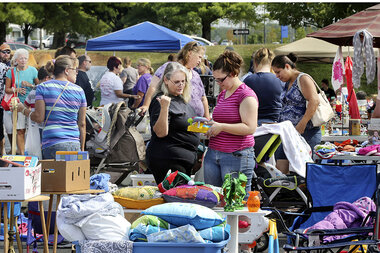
top-left (1, 50), bottom-right (11, 54)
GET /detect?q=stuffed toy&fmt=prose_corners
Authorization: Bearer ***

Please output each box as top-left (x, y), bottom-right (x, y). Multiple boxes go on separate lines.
top-left (222, 172), bottom-right (247, 211)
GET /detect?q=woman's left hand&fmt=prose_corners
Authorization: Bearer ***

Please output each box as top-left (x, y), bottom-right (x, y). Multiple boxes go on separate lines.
top-left (206, 121), bottom-right (223, 138)
top-left (295, 121), bottom-right (307, 134)
top-left (21, 81), bottom-right (34, 88)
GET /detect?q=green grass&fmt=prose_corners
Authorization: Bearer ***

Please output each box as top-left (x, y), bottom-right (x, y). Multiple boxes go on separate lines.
top-left (41, 44), bottom-right (378, 96)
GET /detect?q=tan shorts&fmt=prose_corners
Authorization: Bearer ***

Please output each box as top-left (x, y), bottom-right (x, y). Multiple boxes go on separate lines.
top-left (4, 111), bottom-right (26, 133)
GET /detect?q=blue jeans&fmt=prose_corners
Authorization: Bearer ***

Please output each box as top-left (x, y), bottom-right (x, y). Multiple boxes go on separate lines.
top-left (276, 127), bottom-right (321, 159)
top-left (42, 142), bottom-right (81, 159)
top-left (203, 147), bottom-right (255, 199)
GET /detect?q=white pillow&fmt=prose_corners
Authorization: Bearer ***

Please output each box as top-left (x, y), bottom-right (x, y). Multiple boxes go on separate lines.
top-left (80, 213), bottom-right (131, 241)
top-left (56, 211), bottom-right (86, 242)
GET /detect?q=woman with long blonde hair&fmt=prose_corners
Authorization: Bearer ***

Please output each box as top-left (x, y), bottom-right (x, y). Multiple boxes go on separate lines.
top-left (146, 62), bottom-right (199, 184)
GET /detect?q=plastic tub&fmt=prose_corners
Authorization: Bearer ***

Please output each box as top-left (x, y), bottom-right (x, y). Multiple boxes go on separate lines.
top-left (74, 240), bottom-right (229, 253)
top-left (133, 240), bottom-right (229, 253)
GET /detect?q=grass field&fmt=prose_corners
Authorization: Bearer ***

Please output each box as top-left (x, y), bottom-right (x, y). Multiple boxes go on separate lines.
top-left (30, 44), bottom-right (378, 96)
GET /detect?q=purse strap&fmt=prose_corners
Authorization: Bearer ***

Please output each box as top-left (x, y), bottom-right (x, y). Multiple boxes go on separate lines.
top-left (11, 68), bottom-right (17, 96)
top-left (43, 81), bottom-right (70, 128)
top-left (296, 73), bottom-right (329, 103)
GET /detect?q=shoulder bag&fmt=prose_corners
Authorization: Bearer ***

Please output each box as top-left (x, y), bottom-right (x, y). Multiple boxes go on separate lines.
top-left (43, 81), bottom-right (70, 127)
top-left (297, 73), bottom-right (335, 127)
top-left (1, 68), bottom-right (18, 111)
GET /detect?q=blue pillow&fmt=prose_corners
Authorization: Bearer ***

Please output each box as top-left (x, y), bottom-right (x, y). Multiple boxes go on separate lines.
top-left (198, 222), bottom-right (231, 243)
top-left (142, 202), bottom-right (224, 230)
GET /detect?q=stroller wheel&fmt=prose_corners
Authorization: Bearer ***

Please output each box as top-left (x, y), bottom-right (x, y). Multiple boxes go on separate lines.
top-left (256, 233), bottom-right (269, 252)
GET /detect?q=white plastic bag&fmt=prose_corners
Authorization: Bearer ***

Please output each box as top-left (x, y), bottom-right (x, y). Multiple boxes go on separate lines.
top-left (25, 116), bottom-right (42, 159)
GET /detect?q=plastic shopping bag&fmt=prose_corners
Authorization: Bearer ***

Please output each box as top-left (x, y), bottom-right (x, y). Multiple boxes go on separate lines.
top-left (25, 116), bottom-right (42, 159)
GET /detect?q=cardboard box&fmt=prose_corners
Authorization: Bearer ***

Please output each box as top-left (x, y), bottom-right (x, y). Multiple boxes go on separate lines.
top-left (0, 165), bottom-right (41, 200)
top-left (40, 160), bottom-right (90, 192)
top-left (130, 174), bottom-right (157, 186)
top-left (130, 174), bottom-right (195, 187)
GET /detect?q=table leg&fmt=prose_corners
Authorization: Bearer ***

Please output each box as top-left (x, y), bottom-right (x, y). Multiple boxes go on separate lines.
top-left (2, 203), bottom-right (9, 253)
top-left (14, 216), bottom-right (22, 252)
top-left (8, 202), bottom-right (15, 253)
top-left (53, 195), bottom-right (61, 253)
top-left (226, 214), bottom-right (239, 253)
top-left (39, 201), bottom-right (49, 253)
top-left (46, 194), bottom-right (54, 235)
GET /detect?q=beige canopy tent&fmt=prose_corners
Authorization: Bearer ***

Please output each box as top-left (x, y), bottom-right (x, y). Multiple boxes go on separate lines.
top-left (273, 37), bottom-right (361, 63)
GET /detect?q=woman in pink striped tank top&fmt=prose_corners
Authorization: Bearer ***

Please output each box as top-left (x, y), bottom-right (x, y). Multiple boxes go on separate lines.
top-left (203, 50), bottom-right (259, 198)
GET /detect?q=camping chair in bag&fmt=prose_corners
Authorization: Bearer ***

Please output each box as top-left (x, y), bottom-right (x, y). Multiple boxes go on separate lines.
top-left (266, 163), bottom-right (379, 252)
top-left (86, 101), bottom-right (146, 184)
top-left (252, 133), bottom-right (308, 210)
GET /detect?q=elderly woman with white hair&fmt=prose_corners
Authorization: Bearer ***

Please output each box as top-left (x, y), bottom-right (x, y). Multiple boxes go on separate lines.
top-left (4, 48), bottom-right (38, 154)
top-left (146, 62), bottom-right (200, 184)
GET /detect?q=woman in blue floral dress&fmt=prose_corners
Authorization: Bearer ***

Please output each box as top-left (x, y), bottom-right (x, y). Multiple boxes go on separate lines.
top-left (271, 53), bottom-right (321, 174)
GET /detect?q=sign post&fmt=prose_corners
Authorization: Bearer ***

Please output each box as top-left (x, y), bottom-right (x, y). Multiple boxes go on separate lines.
top-left (233, 29), bottom-right (250, 35)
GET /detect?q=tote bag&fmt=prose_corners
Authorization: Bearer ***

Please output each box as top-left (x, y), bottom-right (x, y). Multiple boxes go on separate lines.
top-left (297, 73), bottom-right (335, 127)
top-left (25, 116), bottom-right (42, 159)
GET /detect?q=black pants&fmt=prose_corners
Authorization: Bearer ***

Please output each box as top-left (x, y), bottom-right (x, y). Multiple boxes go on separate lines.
top-left (146, 157), bottom-right (195, 185)
top-left (0, 108), bottom-right (4, 141)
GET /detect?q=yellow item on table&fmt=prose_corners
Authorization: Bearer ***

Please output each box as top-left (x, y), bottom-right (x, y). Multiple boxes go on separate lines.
top-left (187, 117), bottom-right (211, 133)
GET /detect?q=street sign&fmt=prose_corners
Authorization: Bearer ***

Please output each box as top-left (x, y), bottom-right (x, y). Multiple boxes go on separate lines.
top-left (233, 29), bottom-right (250, 35)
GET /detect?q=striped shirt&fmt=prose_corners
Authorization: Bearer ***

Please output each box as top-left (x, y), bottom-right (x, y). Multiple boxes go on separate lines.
top-left (209, 83), bottom-right (257, 153)
top-left (35, 80), bottom-right (87, 149)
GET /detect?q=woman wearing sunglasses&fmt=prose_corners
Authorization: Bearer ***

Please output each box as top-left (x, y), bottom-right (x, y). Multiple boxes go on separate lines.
top-left (203, 50), bottom-right (258, 198)
top-left (146, 62), bottom-right (200, 184)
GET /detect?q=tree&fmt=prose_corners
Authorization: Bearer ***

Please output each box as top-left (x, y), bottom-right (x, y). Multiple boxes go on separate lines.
top-left (153, 3), bottom-right (261, 41)
top-left (37, 3), bottom-right (108, 48)
top-left (0, 3), bottom-right (27, 43)
top-left (266, 3), bottom-right (376, 28)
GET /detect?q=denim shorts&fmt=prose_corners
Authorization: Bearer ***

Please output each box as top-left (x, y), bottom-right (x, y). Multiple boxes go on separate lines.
top-left (42, 141), bottom-right (81, 159)
top-left (203, 146), bottom-right (255, 199)
top-left (276, 127), bottom-right (321, 159)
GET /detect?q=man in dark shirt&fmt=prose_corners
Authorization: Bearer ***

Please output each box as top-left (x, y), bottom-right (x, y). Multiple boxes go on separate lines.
top-left (321, 78), bottom-right (335, 101)
top-left (76, 55), bottom-right (94, 107)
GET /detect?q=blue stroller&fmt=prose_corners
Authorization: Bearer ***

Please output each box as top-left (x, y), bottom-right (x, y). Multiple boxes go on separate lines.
top-left (267, 163), bottom-right (379, 252)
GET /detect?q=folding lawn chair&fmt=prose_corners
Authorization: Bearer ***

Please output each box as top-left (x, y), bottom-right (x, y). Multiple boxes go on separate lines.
top-left (26, 202), bottom-right (64, 253)
top-left (266, 163), bottom-right (379, 253)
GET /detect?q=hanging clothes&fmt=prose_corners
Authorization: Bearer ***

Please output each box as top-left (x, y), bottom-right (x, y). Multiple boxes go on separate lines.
top-left (352, 29), bottom-right (376, 88)
top-left (331, 46), bottom-right (345, 91)
top-left (345, 56), bottom-right (360, 119)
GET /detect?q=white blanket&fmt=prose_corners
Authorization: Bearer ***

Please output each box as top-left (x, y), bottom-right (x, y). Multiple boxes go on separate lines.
top-left (254, 121), bottom-right (313, 178)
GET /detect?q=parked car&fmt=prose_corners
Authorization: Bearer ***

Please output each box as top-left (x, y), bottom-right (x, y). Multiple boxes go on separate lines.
top-left (185, 35), bottom-right (214, 46)
top-left (220, 40), bottom-right (233, 46)
top-left (66, 33), bottom-right (87, 48)
top-left (7, 42), bottom-right (36, 51)
top-left (31, 35), bottom-right (54, 49)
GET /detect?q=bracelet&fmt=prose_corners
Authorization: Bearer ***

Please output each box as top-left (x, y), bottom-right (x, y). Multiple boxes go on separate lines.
top-left (22, 107), bottom-right (26, 115)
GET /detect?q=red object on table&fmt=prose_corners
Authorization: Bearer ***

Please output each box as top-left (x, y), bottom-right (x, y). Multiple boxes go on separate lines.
top-left (345, 56), bottom-right (360, 119)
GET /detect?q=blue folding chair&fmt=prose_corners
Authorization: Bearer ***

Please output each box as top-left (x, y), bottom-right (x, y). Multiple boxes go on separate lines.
top-left (266, 163), bottom-right (379, 252)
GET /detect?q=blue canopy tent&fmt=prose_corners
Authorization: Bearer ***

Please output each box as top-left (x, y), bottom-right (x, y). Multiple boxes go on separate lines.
top-left (86, 21), bottom-right (194, 52)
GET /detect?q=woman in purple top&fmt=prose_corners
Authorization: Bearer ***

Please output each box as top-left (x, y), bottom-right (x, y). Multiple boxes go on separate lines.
top-left (131, 58), bottom-right (153, 109)
top-left (139, 41), bottom-right (210, 119)
top-left (203, 50), bottom-right (258, 197)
